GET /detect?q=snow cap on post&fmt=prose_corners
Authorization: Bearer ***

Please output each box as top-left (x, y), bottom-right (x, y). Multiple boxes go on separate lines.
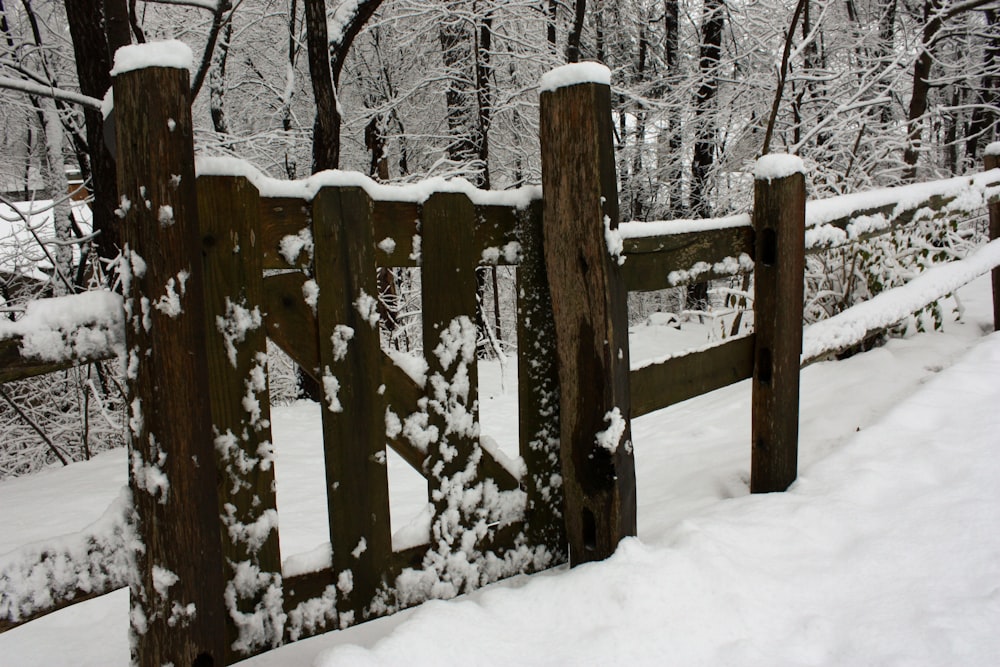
top-left (985, 142), bottom-right (1000, 158)
top-left (110, 40), bottom-right (193, 76)
top-left (539, 62), bottom-right (612, 93)
top-left (754, 154), bottom-right (805, 182)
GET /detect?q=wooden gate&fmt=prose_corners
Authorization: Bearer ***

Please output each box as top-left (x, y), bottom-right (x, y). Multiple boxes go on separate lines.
top-left (113, 60), bottom-right (565, 664)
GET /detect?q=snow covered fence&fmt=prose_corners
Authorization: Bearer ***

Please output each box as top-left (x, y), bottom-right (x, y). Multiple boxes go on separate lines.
top-left (1, 45), bottom-right (570, 667)
top-left (0, 290), bottom-right (123, 384)
top-left (5, 50), bottom-right (1000, 667)
top-left (0, 489), bottom-right (135, 633)
top-left (617, 152), bottom-right (1000, 497)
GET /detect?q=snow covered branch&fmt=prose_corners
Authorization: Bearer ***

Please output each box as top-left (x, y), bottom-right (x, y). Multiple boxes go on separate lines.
top-left (0, 76), bottom-right (102, 110)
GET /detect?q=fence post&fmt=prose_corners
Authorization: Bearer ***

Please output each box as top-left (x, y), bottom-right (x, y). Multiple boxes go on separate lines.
top-left (751, 155), bottom-right (806, 493)
top-left (985, 143), bottom-right (1000, 331)
top-left (539, 63), bottom-right (636, 565)
top-left (113, 43), bottom-right (227, 665)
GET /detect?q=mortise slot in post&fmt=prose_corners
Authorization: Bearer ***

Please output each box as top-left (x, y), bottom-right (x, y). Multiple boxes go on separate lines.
top-left (760, 227), bottom-right (777, 266)
top-left (582, 507), bottom-right (597, 552)
top-left (757, 347), bottom-right (773, 384)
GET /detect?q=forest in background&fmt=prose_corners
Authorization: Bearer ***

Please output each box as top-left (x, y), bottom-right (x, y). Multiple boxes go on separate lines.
top-left (0, 0), bottom-right (997, 476)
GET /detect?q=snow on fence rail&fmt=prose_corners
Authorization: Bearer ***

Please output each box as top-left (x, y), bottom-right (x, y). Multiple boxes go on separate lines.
top-left (2, 49), bottom-right (1000, 667)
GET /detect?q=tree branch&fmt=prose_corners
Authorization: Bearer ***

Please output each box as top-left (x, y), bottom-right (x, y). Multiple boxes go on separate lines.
top-left (762, 0), bottom-right (808, 155)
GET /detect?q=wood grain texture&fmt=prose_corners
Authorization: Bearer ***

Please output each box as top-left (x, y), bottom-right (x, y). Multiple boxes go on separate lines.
top-left (515, 200), bottom-right (566, 559)
top-left (0, 339), bottom-right (115, 384)
top-left (622, 226), bottom-right (754, 291)
top-left (197, 175), bottom-right (283, 662)
top-left (751, 171), bottom-right (806, 494)
top-left (539, 80), bottom-right (636, 565)
top-left (311, 186), bottom-right (392, 626)
top-left (113, 65), bottom-right (227, 667)
top-left (420, 192), bottom-right (483, 512)
top-left (630, 335), bottom-right (756, 418)
top-left (260, 196), bottom-right (525, 270)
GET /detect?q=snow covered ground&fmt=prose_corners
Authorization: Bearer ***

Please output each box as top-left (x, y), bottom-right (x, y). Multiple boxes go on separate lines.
top-left (2, 277), bottom-right (999, 666)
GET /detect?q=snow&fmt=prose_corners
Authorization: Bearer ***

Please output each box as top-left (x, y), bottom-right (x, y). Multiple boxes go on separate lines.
top-left (806, 170), bottom-right (1000, 230)
top-left (196, 156), bottom-right (541, 208)
top-left (985, 142), bottom-right (1000, 157)
top-left (538, 62), bottom-right (612, 92)
top-left (617, 171), bottom-right (998, 255)
top-left (754, 153), bottom-right (805, 180)
top-left (0, 198), bottom-right (93, 280)
top-left (802, 237), bottom-right (1000, 361)
top-left (594, 407), bottom-right (628, 453)
top-left (109, 40), bottom-right (193, 76)
top-left (0, 290), bottom-right (124, 363)
top-left (619, 213), bottom-right (751, 240)
top-left (3, 277), bottom-right (1000, 665)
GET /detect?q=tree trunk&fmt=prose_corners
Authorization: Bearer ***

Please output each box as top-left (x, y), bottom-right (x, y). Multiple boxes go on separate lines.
top-left (303, 0), bottom-right (341, 171)
top-left (64, 0), bottom-right (127, 264)
top-left (964, 9), bottom-right (999, 160)
top-left (689, 0), bottom-right (724, 308)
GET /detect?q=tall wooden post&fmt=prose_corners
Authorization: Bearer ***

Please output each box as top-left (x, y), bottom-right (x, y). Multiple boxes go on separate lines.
top-left (113, 44), bottom-right (227, 666)
top-left (751, 155), bottom-right (806, 493)
top-left (985, 143), bottom-right (1000, 331)
top-left (539, 64), bottom-right (636, 565)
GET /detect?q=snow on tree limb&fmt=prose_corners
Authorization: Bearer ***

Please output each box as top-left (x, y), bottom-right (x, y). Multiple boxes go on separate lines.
top-left (0, 76), bottom-right (102, 110)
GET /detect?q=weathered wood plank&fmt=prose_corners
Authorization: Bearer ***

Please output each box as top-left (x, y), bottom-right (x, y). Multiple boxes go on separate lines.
top-left (260, 196), bottom-right (524, 270)
top-left (751, 160), bottom-right (806, 494)
top-left (515, 199), bottom-right (566, 558)
top-left (311, 186), bottom-right (392, 627)
top-left (113, 62), bottom-right (227, 667)
top-left (420, 191), bottom-right (483, 509)
top-left (259, 196), bottom-right (312, 269)
top-left (262, 272), bottom-right (321, 377)
top-left (197, 174), bottom-right (283, 661)
top-left (630, 335), bottom-right (756, 418)
top-left (540, 73), bottom-right (637, 565)
top-left (622, 226), bottom-right (755, 291)
top-left (0, 338), bottom-right (115, 385)
top-left (261, 273), bottom-right (514, 485)
top-left (371, 200), bottom-right (420, 267)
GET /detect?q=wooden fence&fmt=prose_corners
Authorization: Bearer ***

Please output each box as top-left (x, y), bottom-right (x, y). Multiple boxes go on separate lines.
top-left (1, 55), bottom-right (999, 667)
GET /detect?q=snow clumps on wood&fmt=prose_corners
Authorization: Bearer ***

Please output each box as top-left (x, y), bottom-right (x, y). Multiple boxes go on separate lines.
top-left (538, 62), bottom-right (612, 93)
top-left (754, 154), bottom-right (805, 181)
top-left (110, 40), bottom-right (193, 76)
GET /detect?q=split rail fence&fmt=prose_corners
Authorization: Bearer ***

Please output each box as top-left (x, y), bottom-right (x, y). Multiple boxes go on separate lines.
top-left (1, 55), bottom-right (999, 667)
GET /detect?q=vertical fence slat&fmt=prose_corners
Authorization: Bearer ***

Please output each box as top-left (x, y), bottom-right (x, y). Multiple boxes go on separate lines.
top-left (985, 147), bottom-right (1000, 331)
top-left (539, 71), bottom-right (637, 565)
top-left (312, 186), bottom-right (391, 629)
top-left (420, 191), bottom-right (483, 540)
top-left (197, 175), bottom-right (283, 661)
top-left (113, 63), bottom-right (227, 666)
top-left (516, 200), bottom-right (566, 559)
top-left (751, 157), bottom-right (806, 493)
